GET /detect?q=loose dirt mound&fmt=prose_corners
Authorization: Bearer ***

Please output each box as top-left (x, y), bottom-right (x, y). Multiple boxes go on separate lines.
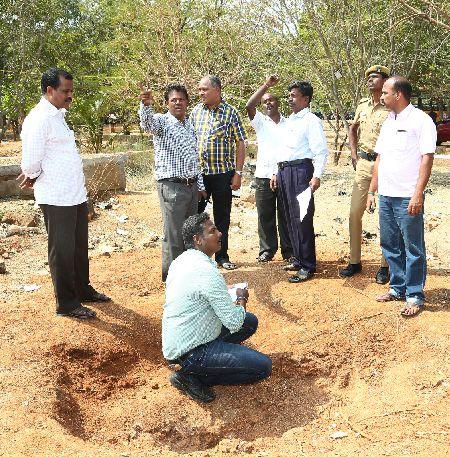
top-left (0, 161), bottom-right (448, 456)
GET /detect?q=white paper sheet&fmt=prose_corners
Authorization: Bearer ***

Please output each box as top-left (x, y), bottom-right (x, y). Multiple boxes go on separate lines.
top-left (228, 282), bottom-right (248, 301)
top-left (296, 186), bottom-right (312, 222)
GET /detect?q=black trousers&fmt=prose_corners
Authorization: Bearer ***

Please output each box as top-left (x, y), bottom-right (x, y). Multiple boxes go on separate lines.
top-left (277, 162), bottom-right (316, 272)
top-left (198, 170), bottom-right (234, 263)
top-left (255, 177), bottom-right (292, 259)
top-left (40, 202), bottom-right (95, 313)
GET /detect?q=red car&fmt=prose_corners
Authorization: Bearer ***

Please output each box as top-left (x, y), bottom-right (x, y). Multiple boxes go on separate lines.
top-left (437, 121), bottom-right (450, 145)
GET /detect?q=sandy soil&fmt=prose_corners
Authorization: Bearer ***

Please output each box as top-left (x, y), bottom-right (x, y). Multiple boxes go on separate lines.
top-left (0, 158), bottom-right (449, 457)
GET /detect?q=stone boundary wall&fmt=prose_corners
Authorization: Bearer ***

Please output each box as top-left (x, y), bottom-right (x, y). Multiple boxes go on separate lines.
top-left (0, 153), bottom-right (128, 199)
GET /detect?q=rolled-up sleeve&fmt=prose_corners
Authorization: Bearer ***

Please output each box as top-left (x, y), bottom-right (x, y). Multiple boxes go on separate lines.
top-left (308, 115), bottom-right (328, 178)
top-left (203, 268), bottom-right (245, 333)
top-left (20, 117), bottom-right (48, 179)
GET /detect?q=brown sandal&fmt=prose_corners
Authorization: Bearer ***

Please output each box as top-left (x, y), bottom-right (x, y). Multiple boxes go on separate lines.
top-left (376, 292), bottom-right (404, 302)
top-left (400, 304), bottom-right (424, 318)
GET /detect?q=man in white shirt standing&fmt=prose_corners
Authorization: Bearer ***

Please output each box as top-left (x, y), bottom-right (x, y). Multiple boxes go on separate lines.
top-left (367, 76), bottom-right (436, 317)
top-left (271, 81), bottom-right (328, 282)
top-left (245, 75), bottom-right (292, 263)
top-left (18, 68), bottom-right (110, 319)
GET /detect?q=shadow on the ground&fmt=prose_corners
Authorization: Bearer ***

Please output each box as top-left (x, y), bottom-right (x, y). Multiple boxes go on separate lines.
top-left (427, 267), bottom-right (450, 277)
top-left (85, 300), bottom-right (163, 362)
top-left (424, 288), bottom-right (449, 311)
top-left (50, 299), bottom-right (163, 440)
top-left (222, 258), bottom-right (384, 323)
top-left (151, 352), bottom-right (328, 453)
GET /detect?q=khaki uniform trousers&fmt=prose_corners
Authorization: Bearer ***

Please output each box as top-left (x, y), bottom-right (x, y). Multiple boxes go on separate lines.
top-left (349, 158), bottom-right (388, 267)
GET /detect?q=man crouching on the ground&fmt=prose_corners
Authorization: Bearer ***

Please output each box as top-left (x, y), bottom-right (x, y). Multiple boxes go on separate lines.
top-left (162, 213), bottom-right (272, 403)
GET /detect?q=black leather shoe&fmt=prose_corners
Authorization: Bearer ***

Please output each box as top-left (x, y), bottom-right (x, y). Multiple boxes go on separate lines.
top-left (170, 372), bottom-right (215, 403)
top-left (288, 268), bottom-right (314, 283)
top-left (57, 305), bottom-right (96, 319)
top-left (257, 252), bottom-right (273, 262)
top-left (339, 263), bottom-right (362, 278)
top-left (375, 267), bottom-right (389, 284)
top-left (81, 291), bottom-right (111, 302)
top-left (282, 258), bottom-right (299, 271)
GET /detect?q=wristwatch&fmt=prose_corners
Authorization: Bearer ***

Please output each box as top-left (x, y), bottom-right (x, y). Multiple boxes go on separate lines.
top-left (235, 170), bottom-right (242, 176)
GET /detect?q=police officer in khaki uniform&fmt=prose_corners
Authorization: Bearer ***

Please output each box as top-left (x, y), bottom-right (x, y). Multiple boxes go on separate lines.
top-left (339, 65), bottom-right (390, 283)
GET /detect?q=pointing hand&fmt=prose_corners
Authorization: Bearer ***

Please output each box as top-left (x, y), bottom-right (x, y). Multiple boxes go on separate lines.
top-left (138, 82), bottom-right (154, 106)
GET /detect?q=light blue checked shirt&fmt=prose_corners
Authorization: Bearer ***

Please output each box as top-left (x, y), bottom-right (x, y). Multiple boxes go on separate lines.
top-left (162, 249), bottom-right (246, 360)
top-left (138, 103), bottom-right (205, 190)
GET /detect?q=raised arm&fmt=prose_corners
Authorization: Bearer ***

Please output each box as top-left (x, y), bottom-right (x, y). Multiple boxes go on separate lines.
top-left (245, 75), bottom-right (279, 120)
top-left (138, 83), bottom-right (164, 135)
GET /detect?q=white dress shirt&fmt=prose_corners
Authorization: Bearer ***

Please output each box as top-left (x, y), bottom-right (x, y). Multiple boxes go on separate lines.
top-left (278, 108), bottom-right (328, 178)
top-left (21, 97), bottom-right (87, 206)
top-left (251, 110), bottom-right (286, 179)
top-left (375, 104), bottom-right (436, 198)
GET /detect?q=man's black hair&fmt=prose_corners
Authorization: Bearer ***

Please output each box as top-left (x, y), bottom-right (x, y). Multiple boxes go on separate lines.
top-left (391, 76), bottom-right (412, 102)
top-left (164, 83), bottom-right (189, 102)
top-left (287, 80), bottom-right (313, 102)
top-left (182, 212), bottom-right (210, 249)
top-left (41, 68), bottom-right (73, 94)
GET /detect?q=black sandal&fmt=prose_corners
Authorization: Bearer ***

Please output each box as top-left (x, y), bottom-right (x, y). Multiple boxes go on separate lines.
top-left (218, 260), bottom-right (237, 270)
top-left (57, 306), bottom-right (97, 319)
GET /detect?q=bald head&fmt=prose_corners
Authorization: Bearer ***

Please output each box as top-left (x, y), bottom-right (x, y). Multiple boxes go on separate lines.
top-left (381, 76), bottom-right (412, 113)
top-left (198, 75), bottom-right (222, 109)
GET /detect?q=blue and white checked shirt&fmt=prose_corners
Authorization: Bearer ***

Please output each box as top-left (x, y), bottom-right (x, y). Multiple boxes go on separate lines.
top-left (139, 104), bottom-right (204, 190)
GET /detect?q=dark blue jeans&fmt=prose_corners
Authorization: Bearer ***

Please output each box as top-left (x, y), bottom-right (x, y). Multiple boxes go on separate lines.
top-left (179, 312), bottom-right (272, 386)
top-left (379, 195), bottom-right (426, 304)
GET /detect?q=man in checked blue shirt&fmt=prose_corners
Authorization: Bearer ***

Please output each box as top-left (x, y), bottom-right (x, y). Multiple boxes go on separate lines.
top-left (139, 83), bottom-right (207, 281)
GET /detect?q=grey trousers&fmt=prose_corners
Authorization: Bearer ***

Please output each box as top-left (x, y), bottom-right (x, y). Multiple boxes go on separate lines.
top-left (157, 180), bottom-right (198, 281)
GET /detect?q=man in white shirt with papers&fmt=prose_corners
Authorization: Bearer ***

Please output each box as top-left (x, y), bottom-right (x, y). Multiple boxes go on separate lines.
top-left (271, 80), bottom-right (328, 282)
top-left (18, 68), bottom-right (110, 319)
top-left (245, 75), bottom-right (292, 263)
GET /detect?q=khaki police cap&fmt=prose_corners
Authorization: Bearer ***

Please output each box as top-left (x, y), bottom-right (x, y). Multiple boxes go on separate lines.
top-left (365, 65), bottom-right (390, 79)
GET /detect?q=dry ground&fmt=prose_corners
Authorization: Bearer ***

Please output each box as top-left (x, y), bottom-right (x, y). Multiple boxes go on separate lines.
top-left (0, 157), bottom-right (449, 457)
